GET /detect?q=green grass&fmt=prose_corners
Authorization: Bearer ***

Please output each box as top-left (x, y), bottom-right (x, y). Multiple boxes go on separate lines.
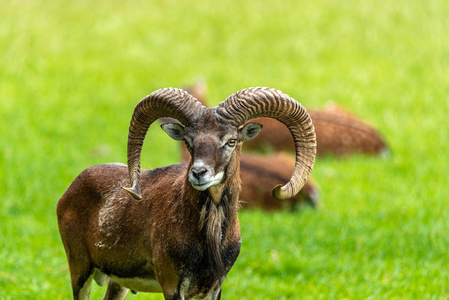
top-left (1, 0), bottom-right (448, 298)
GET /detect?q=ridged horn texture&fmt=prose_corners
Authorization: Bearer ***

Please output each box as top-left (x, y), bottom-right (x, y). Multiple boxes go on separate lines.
top-left (123, 88), bottom-right (206, 199)
top-left (216, 87), bottom-right (316, 200)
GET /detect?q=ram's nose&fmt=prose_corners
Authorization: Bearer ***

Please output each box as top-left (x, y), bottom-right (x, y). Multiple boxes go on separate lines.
top-left (191, 168), bottom-right (208, 181)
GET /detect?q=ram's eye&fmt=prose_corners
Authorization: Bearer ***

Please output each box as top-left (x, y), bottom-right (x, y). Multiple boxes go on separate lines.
top-left (226, 139), bottom-right (236, 147)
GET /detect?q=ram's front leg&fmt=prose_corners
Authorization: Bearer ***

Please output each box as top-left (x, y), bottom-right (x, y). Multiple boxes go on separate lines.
top-left (154, 262), bottom-right (184, 300)
top-left (203, 286), bottom-right (221, 300)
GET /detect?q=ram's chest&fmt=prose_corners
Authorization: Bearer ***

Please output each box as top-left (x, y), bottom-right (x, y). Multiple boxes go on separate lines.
top-left (168, 238), bottom-right (242, 296)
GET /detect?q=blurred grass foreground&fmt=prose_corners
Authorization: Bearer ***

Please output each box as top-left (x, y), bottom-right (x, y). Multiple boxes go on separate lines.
top-left (1, 0), bottom-right (448, 298)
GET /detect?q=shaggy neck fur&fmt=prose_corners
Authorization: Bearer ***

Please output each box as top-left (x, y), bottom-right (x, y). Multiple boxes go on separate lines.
top-left (188, 147), bottom-right (242, 278)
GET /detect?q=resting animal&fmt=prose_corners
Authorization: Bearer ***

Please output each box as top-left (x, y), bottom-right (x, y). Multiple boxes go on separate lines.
top-left (246, 106), bottom-right (388, 157)
top-left (239, 152), bottom-right (319, 210)
top-left (57, 87), bottom-right (316, 299)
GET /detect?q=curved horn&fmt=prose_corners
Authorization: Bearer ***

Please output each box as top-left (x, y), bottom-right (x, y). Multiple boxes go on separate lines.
top-left (215, 87), bottom-right (316, 200)
top-left (123, 88), bottom-right (206, 199)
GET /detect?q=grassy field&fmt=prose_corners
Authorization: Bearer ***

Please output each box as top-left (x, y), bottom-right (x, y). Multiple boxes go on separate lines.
top-left (1, 0), bottom-right (448, 298)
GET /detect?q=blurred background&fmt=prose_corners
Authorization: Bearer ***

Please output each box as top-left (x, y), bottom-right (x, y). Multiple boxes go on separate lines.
top-left (1, 0), bottom-right (448, 298)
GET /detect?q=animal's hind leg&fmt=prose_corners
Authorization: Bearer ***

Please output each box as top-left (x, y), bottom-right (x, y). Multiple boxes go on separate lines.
top-left (103, 280), bottom-right (129, 300)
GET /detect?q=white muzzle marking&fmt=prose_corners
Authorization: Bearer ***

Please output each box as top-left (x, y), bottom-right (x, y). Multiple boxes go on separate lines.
top-left (189, 160), bottom-right (224, 191)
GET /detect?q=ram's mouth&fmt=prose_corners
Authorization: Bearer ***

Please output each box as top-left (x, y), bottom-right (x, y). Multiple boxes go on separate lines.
top-left (190, 181), bottom-right (214, 191)
top-left (188, 170), bottom-right (224, 191)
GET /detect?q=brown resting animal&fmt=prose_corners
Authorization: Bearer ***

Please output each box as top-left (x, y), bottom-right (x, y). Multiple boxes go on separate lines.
top-left (246, 106), bottom-right (388, 157)
top-left (57, 87), bottom-right (316, 299)
top-left (239, 152), bottom-right (319, 210)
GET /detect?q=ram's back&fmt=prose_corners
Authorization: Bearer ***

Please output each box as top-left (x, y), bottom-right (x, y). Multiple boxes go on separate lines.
top-left (57, 163), bottom-right (187, 214)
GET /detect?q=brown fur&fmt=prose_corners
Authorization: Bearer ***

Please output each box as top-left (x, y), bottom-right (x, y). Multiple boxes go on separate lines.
top-left (58, 86), bottom-right (315, 298)
top-left (239, 152), bottom-right (319, 210)
top-left (57, 162), bottom-right (241, 299)
top-left (245, 107), bottom-right (388, 157)
top-left (183, 81), bottom-right (208, 106)
top-left (310, 106), bottom-right (388, 157)
top-left (57, 110), bottom-right (248, 299)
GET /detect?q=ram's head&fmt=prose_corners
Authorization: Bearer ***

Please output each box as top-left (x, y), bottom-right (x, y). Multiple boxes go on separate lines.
top-left (123, 87), bottom-right (317, 201)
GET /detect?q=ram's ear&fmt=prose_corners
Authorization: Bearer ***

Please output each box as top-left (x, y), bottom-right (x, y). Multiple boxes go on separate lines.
top-left (161, 123), bottom-right (185, 141)
top-left (238, 122), bottom-right (263, 141)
